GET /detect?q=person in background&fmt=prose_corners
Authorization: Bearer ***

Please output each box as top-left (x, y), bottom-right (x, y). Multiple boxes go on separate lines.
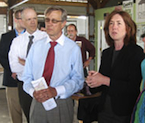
top-left (140, 33), bottom-right (145, 91)
top-left (86, 10), bottom-right (145, 123)
top-left (66, 24), bottom-right (97, 123)
top-left (66, 24), bottom-right (95, 78)
top-left (8, 7), bottom-right (47, 123)
top-left (0, 9), bottom-right (25, 123)
top-left (22, 6), bottom-right (84, 123)
top-left (38, 22), bottom-right (46, 31)
top-left (141, 33), bottom-right (145, 53)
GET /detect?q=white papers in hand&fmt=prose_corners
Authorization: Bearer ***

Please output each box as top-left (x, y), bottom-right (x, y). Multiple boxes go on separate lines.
top-left (31, 77), bottom-right (57, 111)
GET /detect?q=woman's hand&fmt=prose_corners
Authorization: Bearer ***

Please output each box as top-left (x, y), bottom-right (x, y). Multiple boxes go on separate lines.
top-left (86, 71), bottom-right (110, 88)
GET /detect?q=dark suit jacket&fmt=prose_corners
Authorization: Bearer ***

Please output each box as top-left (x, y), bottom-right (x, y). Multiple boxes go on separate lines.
top-left (98, 44), bottom-right (145, 116)
top-left (0, 30), bottom-right (17, 87)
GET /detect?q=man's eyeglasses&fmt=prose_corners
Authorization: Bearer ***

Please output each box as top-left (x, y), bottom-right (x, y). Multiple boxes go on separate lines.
top-left (16, 18), bottom-right (22, 20)
top-left (44, 18), bottom-right (62, 24)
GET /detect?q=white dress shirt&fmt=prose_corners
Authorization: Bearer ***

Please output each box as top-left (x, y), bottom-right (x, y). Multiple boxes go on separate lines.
top-left (9, 29), bottom-right (47, 81)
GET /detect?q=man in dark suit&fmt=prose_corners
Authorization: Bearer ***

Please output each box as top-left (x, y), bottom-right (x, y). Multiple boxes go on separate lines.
top-left (0, 9), bottom-right (25, 123)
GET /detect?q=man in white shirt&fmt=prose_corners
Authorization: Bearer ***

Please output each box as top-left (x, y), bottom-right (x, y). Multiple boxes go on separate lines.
top-left (9, 7), bottom-right (47, 123)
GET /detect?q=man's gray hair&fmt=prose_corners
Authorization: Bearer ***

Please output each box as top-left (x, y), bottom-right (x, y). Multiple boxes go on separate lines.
top-left (44, 6), bottom-right (67, 22)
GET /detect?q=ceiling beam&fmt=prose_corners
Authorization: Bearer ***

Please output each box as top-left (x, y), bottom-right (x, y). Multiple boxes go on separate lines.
top-left (100, 0), bottom-right (110, 8)
top-left (0, 0), bottom-right (7, 2)
top-left (88, 0), bottom-right (98, 9)
top-left (88, 0), bottom-right (110, 9)
top-left (8, 0), bottom-right (29, 8)
top-left (6, 0), bottom-right (111, 9)
top-left (0, 7), bottom-right (7, 14)
top-left (27, 0), bottom-right (87, 7)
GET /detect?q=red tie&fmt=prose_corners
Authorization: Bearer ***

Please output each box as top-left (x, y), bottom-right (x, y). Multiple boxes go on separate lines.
top-left (43, 41), bottom-right (57, 85)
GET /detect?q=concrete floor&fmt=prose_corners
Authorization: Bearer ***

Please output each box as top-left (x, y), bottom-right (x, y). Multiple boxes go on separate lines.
top-left (0, 88), bottom-right (10, 123)
top-left (0, 88), bottom-right (26, 123)
top-left (0, 88), bottom-right (97, 123)
top-left (0, 88), bottom-right (79, 123)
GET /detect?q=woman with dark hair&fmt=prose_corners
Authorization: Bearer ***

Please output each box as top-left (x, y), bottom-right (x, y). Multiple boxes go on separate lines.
top-left (86, 10), bottom-right (145, 123)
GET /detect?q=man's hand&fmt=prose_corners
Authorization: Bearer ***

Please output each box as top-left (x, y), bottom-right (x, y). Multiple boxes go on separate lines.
top-left (83, 60), bottom-right (90, 68)
top-left (11, 73), bottom-right (17, 80)
top-left (33, 87), bottom-right (57, 103)
top-left (83, 57), bottom-right (92, 68)
top-left (18, 57), bottom-right (25, 66)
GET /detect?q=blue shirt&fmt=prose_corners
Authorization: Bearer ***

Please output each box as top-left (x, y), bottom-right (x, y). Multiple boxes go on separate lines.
top-left (22, 33), bottom-right (84, 99)
top-left (14, 29), bottom-right (25, 36)
top-left (141, 59), bottom-right (145, 90)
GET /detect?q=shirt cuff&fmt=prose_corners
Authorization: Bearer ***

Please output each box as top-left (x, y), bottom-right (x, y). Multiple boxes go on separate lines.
top-left (55, 86), bottom-right (66, 99)
top-left (29, 88), bottom-right (35, 97)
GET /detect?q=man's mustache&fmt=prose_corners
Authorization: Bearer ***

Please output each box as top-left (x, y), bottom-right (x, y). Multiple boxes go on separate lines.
top-left (67, 34), bottom-right (74, 38)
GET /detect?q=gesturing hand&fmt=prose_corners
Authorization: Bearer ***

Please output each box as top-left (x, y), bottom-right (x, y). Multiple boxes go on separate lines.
top-left (86, 71), bottom-right (110, 88)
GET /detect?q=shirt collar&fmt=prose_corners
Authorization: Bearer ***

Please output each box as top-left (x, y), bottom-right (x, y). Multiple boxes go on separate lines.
top-left (25, 29), bottom-right (39, 37)
top-left (14, 29), bottom-right (25, 36)
top-left (46, 33), bottom-right (65, 46)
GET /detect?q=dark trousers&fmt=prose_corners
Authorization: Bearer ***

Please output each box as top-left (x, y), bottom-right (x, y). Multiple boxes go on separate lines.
top-left (77, 96), bottom-right (101, 123)
top-left (17, 80), bottom-right (32, 123)
top-left (98, 95), bottom-right (131, 123)
top-left (84, 67), bottom-right (88, 78)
